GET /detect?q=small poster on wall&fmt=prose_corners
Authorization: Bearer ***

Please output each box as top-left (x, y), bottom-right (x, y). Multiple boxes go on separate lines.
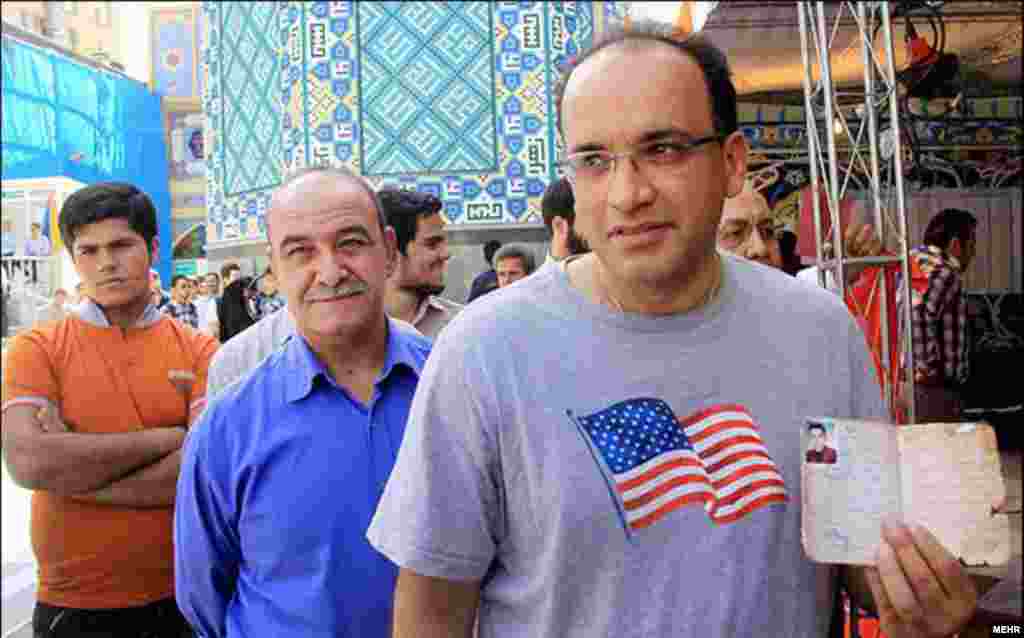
top-left (168, 111), bottom-right (206, 181)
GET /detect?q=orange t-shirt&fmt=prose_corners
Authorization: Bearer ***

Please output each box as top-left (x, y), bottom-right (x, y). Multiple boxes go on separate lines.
top-left (1, 310), bottom-right (217, 609)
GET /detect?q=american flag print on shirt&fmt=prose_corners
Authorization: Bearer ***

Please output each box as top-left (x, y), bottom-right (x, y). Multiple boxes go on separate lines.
top-left (574, 398), bottom-right (787, 531)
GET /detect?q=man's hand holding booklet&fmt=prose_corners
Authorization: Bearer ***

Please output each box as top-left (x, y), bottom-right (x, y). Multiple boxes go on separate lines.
top-left (802, 418), bottom-right (1010, 567)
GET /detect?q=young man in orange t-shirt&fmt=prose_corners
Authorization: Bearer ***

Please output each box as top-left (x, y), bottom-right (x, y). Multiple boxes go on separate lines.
top-left (1, 182), bottom-right (217, 637)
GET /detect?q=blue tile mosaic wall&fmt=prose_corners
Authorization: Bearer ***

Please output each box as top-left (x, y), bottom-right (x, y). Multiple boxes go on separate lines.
top-left (358, 3), bottom-right (497, 175)
top-left (203, 1), bottom-right (625, 245)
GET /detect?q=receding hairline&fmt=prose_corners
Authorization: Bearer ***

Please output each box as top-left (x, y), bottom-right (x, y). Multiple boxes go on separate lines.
top-left (266, 167), bottom-right (384, 240)
top-left (561, 39), bottom-right (716, 140)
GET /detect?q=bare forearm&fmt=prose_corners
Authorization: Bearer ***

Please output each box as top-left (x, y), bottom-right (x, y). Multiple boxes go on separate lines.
top-left (71, 449), bottom-right (183, 507)
top-left (392, 570), bottom-right (479, 638)
top-left (18, 428), bottom-right (185, 494)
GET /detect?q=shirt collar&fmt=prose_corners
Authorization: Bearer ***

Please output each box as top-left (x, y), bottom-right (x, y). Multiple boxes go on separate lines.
top-left (72, 297), bottom-right (163, 328)
top-left (919, 244), bottom-right (963, 272)
top-left (284, 316), bottom-right (423, 404)
top-left (411, 295), bottom-right (446, 327)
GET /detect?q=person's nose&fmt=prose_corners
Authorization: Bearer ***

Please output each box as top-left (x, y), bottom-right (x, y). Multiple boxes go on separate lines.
top-left (315, 250), bottom-right (351, 288)
top-left (96, 246), bottom-right (118, 272)
top-left (606, 153), bottom-right (656, 215)
top-left (742, 228), bottom-right (770, 261)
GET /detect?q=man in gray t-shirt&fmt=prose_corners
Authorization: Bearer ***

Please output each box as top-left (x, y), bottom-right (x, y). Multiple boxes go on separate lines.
top-left (369, 23), bottom-right (977, 638)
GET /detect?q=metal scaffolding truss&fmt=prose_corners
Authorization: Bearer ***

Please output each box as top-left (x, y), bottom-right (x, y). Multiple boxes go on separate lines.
top-left (797, 1), bottom-right (917, 422)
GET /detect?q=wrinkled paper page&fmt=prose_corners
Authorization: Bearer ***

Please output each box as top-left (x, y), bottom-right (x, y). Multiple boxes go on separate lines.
top-left (899, 422), bottom-right (1010, 566)
top-left (803, 419), bottom-right (1010, 566)
top-left (802, 418), bottom-right (902, 565)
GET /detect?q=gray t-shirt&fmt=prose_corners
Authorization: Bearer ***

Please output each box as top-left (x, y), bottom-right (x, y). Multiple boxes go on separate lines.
top-left (368, 255), bottom-right (886, 638)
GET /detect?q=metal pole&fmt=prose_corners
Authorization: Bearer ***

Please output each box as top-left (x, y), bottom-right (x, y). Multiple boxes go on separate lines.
top-left (816, 2), bottom-right (846, 296)
top-left (860, 2), bottom-right (894, 415)
top-left (798, 4), bottom-right (827, 290)
top-left (880, 4), bottom-right (916, 423)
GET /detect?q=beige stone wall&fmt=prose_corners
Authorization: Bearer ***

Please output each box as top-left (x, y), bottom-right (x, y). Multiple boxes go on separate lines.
top-left (2, 2), bottom-right (120, 67)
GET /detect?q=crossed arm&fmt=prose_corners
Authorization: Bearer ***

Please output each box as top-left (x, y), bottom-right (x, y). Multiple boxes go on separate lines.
top-left (1, 404), bottom-right (186, 507)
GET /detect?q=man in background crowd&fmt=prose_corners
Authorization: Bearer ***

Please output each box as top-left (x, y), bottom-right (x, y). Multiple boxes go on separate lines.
top-left (24, 221), bottom-right (52, 284)
top-left (195, 271), bottom-right (221, 337)
top-left (2, 181), bottom-right (217, 638)
top-left (493, 243), bottom-right (536, 288)
top-left (255, 266), bottom-right (286, 319)
top-left (161, 274), bottom-right (200, 329)
top-left (176, 166), bottom-right (431, 638)
top-left (379, 187), bottom-right (462, 338)
top-left (150, 269), bottom-right (171, 309)
top-left (906, 208), bottom-right (977, 422)
top-left (220, 261), bottom-right (241, 286)
top-left (717, 183), bottom-right (783, 270)
top-left (542, 177), bottom-right (589, 265)
top-left (466, 240), bottom-right (502, 302)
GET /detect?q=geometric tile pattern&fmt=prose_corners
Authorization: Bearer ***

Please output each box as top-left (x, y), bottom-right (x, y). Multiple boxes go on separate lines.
top-left (204, 1), bottom-right (625, 244)
top-left (218, 3), bottom-right (283, 196)
top-left (357, 2), bottom-right (496, 175)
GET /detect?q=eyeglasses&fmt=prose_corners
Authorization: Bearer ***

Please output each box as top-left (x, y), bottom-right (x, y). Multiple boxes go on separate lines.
top-left (561, 135), bottom-right (724, 184)
top-left (717, 220), bottom-right (780, 250)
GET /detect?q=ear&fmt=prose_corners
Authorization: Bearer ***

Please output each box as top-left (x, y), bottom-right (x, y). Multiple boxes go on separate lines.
top-left (947, 237), bottom-right (963, 260)
top-left (148, 236), bottom-right (161, 265)
top-left (721, 131), bottom-right (750, 199)
top-left (552, 216), bottom-right (568, 239)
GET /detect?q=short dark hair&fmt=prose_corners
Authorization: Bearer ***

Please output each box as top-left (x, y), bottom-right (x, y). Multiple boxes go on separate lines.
top-left (220, 262), bottom-right (241, 280)
top-left (542, 178), bottom-right (576, 235)
top-left (59, 182), bottom-right (158, 254)
top-left (170, 274), bottom-right (191, 289)
top-left (493, 244), bottom-right (536, 275)
top-left (219, 276), bottom-right (258, 342)
top-left (923, 208), bottom-right (977, 251)
top-left (807, 422), bottom-right (827, 435)
top-left (554, 21), bottom-right (738, 140)
top-left (483, 240), bottom-right (502, 265)
top-left (377, 187), bottom-right (444, 255)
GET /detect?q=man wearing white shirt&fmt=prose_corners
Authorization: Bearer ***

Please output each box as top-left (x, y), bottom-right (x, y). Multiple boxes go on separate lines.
top-left (194, 272), bottom-right (222, 337)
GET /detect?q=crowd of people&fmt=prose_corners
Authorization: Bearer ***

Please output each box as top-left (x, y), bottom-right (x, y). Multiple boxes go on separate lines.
top-left (1, 21), bottom-right (986, 638)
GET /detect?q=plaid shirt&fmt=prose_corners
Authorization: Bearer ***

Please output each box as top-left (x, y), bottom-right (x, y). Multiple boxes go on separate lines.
top-left (161, 301), bottom-right (200, 330)
top-left (907, 245), bottom-right (970, 386)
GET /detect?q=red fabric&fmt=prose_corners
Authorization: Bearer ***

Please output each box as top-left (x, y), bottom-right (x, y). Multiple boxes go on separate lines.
top-left (843, 262), bottom-right (904, 423)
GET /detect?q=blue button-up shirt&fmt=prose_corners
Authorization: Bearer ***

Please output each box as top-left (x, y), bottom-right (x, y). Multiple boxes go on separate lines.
top-left (175, 318), bottom-right (431, 638)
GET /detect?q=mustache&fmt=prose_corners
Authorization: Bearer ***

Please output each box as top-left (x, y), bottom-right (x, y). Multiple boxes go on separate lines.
top-left (303, 280), bottom-right (370, 302)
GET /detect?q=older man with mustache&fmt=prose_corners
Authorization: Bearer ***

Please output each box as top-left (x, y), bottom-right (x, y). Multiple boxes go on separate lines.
top-left (174, 167), bottom-right (432, 638)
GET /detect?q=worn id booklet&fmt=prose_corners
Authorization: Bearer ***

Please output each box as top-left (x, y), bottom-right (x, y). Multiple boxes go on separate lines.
top-left (802, 418), bottom-right (1010, 566)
